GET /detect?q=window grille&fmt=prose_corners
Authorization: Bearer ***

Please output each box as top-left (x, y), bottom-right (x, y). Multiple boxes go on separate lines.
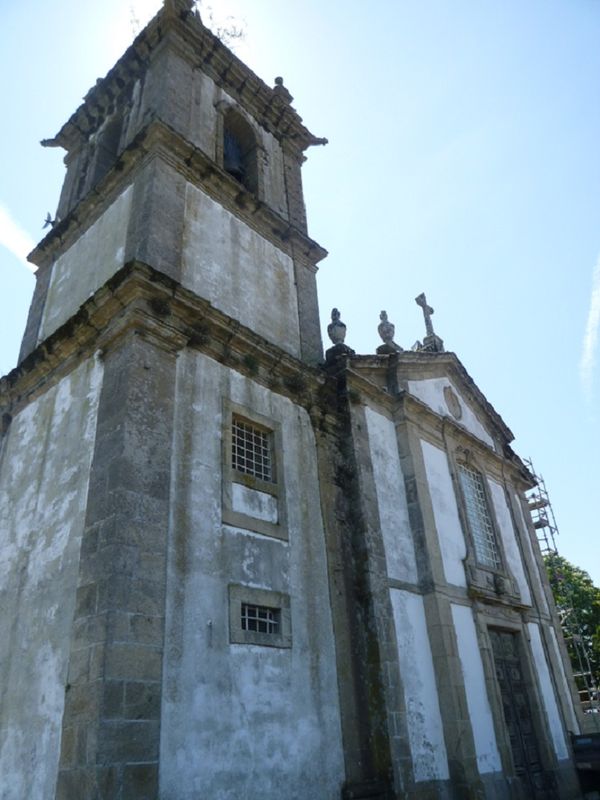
top-left (458, 464), bottom-right (502, 570)
top-left (241, 603), bottom-right (280, 635)
top-left (231, 417), bottom-right (273, 483)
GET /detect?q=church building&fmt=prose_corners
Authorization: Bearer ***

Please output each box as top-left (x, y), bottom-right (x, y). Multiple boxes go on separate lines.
top-left (0, 2), bottom-right (585, 798)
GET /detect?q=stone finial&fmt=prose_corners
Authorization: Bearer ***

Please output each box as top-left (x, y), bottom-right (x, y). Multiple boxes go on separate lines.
top-left (376, 310), bottom-right (403, 354)
top-left (273, 76), bottom-right (293, 104)
top-left (325, 308), bottom-right (355, 364)
top-left (415, 292), bottom-right (444, 353)
top-left (327, 308), bottom-right (346, 345)
top-left (163, 0), bottom-right (195, 20)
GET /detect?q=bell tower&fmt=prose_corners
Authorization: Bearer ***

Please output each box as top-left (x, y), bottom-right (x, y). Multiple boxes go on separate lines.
top-left (20, 0), bottom-right (327, 368)
top-left (1, 3), bottom-right (346, 799)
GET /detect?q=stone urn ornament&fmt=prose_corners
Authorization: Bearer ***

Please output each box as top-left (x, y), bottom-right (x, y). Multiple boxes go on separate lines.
top-left (325, 308), bottom-right (355, 363)
top-left (376, 310), bottom-right (402, 354)
top-left (327, 308), bottom-right (347, 345)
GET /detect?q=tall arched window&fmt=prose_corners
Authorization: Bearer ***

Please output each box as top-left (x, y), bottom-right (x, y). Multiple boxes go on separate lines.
top-left (223, 110), bottom-right (258, 194)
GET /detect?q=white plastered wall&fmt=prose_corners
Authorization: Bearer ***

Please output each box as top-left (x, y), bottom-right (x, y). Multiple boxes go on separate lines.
top-left (160, 350), bottom-right (344, 800)
top-left (364, 407), bottom-right (418, 583)
top-left (420, 440), bottom-right (467, 587)
top-left (408, 378), bottom-right (494, 448)
top-left (39, 186), bottom-right (133, 342)
top-left (451, 604), bottom-right (502, 774)
top-left (527, 622), bottom-right (569, 760)
top-left (487, 479), bottom-right (531, 606)
top-left (513, 499), bottom-right (550, 615)
top-left (0, 357), bottom-right (103, 800)
top-left (390, 590), bottom-right (449, 781)
top-left (548, 626), bottom-right (579, 734)
top-left (182, 185), bottom-right (300, 358)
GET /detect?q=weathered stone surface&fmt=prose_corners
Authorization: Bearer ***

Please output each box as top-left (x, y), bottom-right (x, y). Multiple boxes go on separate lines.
top-left (55, 333), bottom-right (177, 798)
top-left (0, 357), bottom-right (103, 800)
top-left (2, 3), bottom-right (584, 798)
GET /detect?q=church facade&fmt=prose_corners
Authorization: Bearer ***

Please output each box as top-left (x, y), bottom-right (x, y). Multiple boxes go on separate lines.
top-left (0, 2), bottom-right (584, 798)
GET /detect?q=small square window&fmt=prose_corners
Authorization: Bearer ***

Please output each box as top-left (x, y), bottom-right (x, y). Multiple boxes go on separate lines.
top-left (241, 603), bottom-right (280, 635)
top-left (229, 585), bottom-right (291, 648)
top-left (232, 417), bottom-right (274, 484)
top-left (458, 464), bottom-right (502, 570)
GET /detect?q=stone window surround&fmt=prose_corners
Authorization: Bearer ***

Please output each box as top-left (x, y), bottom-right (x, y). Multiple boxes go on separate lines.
top-left (214, 100), bottom-right (266, 200)
top-left (449, 447), bottom-right (516, 595)
top-left (473, 610), bottom-right (560, 781)
top-left (457, 463), bottom-right (502, 571)
top-left (221, 398), bottom-right (287, 541)
top-left (229, 583), bottom-right (292, 648)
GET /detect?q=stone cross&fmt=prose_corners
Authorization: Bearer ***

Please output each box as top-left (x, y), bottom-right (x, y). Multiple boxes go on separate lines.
top-left (415, 292), bottom-right (435, 337)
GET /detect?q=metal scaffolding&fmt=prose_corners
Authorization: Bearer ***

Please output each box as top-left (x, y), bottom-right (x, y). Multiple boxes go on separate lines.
top-left (525, 458), bottom-right (599, 716)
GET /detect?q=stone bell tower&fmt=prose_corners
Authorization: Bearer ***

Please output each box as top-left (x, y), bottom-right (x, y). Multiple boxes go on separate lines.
top-left (1, 3), bottom-right (345, 799)
top-left (20, 0), bottom-right (326, 367)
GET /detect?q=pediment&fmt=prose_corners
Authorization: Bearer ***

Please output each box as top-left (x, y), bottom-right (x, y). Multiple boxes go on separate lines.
top-left (347, 352), bottom-right (513, 450)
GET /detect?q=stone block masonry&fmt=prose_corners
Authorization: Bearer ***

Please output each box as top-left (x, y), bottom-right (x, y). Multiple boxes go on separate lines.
top-left (56, 333), bottom-right (177, 799)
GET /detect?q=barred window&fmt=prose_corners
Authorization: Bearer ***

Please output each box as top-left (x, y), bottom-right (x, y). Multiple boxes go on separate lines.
top-left (458, 464), bottom-right (502, 570)
top-left (241, 603), bottom-right (280, 635)
top-left (232, 417), bottom-right (274, 483)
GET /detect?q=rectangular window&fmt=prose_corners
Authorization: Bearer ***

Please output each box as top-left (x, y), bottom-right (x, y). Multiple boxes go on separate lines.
top-left (241, 603), bottom-right (280, 635)
top-left (458, 464), bottom-right (502, 570)
top-left (222, 401), bottom-right (286, 541)
top-left (232, 417), bottom-right (274, 483)
top-left (229, 584), bottom-right (291, 648)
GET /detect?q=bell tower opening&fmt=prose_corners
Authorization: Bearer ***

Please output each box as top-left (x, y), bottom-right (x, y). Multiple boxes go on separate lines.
top-left (223, 109), bottom-right (258, 193)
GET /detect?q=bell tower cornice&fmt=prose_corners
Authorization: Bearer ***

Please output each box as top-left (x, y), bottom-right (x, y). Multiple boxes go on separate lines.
top-left (42, 2), bottom-right (325, 158)
top-left (29, 118), bottom-right (327, 272)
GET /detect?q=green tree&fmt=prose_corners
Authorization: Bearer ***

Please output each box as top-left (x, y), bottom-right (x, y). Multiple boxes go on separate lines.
top-left (543, 552), bottom-right (600, 695)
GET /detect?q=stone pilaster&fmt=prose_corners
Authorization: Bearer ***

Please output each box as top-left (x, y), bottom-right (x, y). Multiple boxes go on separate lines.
top-left (124, 157), bottom-right (188, 284)
top-left (282, 144), bottom-right (307, 233)
top-left (396, 420), bottom-right (485, 797)
top-left (291, 249), bottom-right (323, 366)
top-left (18, 261), bottom-right (53, 363)
top-left (56, 332), bottom-right (178, 799)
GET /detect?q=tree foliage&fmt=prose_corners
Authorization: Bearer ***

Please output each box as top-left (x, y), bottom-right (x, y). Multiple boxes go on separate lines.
top-left (544, 552), bottom-right (600, 692)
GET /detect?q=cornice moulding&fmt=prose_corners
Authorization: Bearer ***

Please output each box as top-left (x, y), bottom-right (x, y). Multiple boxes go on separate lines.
top-left (30, 120), bottom-right (327, 271)
top-left (0, 262), bottom-right (329, 422)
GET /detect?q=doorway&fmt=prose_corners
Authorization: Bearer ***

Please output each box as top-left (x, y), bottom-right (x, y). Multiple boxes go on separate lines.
top-left (489, 629), bottom-right (555, 798)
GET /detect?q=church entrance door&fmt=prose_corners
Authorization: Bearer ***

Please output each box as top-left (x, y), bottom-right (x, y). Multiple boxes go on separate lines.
top-left (489, 629), bottom-right (555, 799)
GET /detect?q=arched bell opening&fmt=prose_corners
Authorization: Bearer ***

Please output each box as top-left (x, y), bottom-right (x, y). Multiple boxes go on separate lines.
top-left (223, 110), bottom-right (258, 194)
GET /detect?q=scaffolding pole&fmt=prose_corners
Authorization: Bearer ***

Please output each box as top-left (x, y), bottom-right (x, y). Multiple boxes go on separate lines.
top-left (525, 458), bottom-right (599, 717)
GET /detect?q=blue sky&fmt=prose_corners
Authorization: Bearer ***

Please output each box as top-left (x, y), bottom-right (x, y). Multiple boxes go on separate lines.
top-left (1, 0), bottom-right (599, 584)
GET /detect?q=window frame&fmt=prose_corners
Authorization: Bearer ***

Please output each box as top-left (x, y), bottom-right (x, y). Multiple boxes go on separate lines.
top-left (229, 584), bottom-right (292, 648)
top-left (457, 462), bottom-right (503, 571)
top-left (215, 104), bottom-right (264, 198)
top-left (222, 400), bottom-right (287, 540)
top-left (450, 449), bottom-right (516, 598)
top-left (231, 415), bottom-right (276, 487)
